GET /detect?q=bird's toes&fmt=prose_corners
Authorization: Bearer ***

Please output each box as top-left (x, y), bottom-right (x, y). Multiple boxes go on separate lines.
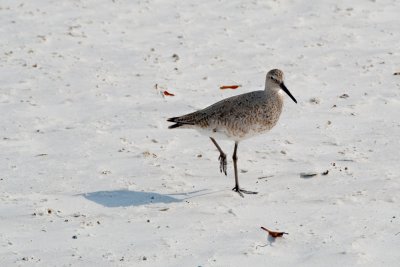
top-left (232, 187), bottom-right (244, 197)
top-left (218, 154), bottom-right (227, 175)
top-left (232, 187), bottom-right (258, 196)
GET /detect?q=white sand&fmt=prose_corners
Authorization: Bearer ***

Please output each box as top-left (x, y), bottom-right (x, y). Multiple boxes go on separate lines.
top-left (1, 0), bottom-right (400, 266)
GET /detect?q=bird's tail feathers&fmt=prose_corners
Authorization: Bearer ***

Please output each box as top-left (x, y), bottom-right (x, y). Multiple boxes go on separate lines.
top-left (167, 116), bottom-right (194, 129)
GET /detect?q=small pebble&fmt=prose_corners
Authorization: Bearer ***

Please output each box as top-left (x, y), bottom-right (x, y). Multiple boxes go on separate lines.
top-left (172, 54), bottom-right (179, 61)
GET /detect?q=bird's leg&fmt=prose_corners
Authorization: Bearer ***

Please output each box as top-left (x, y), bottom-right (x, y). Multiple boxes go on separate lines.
top-left (232, 141), bottom-right (258, 197)
top-left (210, 137), bottom-right (227, 175)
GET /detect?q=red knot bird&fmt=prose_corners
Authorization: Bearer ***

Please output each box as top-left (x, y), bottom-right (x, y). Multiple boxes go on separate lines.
top-left (167, 69), bottom-right (297, 197)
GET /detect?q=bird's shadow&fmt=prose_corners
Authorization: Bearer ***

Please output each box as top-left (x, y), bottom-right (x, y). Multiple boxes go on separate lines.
top-left (82, 189), bottom-right (212, 208)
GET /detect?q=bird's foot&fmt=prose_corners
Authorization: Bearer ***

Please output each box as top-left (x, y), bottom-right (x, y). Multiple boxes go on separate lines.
top-left (232, 186), bottom-right (258, 197)
top-left (218, 153), bottom-right (227, 175)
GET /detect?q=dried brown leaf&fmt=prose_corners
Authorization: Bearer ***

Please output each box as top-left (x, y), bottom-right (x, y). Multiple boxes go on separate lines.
top-left (163, 90), bottom-right (175, 96)
top-left (261, 227), bottom-right (288, 238)
top-left (220, 85), bottom-right (241, 90)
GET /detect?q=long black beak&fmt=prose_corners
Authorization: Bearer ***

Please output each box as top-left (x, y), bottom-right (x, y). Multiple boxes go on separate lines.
top-left (280, 82), bottom-right (297, 103)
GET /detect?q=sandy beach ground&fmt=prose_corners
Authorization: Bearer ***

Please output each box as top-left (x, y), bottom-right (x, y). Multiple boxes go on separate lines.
top-left (1, 0), bottom-right (400, 266)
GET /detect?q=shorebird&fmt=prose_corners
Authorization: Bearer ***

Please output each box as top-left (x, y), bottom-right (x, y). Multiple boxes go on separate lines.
top-left (167, 69), bottom-right (297, 197)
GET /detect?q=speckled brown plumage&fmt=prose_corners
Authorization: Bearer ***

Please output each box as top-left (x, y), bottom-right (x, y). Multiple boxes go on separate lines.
top-left (168, 90), bottom-right (283, 141)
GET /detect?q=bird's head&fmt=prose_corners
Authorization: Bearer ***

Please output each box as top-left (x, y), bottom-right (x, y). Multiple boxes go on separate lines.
top-left (266, 69), bottom-right (297, 103)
